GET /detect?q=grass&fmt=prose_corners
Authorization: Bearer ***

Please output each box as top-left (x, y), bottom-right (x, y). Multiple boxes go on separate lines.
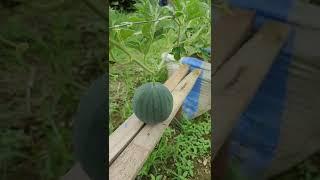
top-left (0, 1), bottom-right (106, 179)
top-left (137, 113), bottom-right (211, 180)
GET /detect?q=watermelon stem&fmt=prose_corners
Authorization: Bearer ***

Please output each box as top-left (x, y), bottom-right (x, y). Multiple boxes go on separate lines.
top-left (110, 39), bottom-right (155, 74)
top-left (109, 16), bottom-right (173, 29)
top-left (133, 59), bottom-right (155, 74)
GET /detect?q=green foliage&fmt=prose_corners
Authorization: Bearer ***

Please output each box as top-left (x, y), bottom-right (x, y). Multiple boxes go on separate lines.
top-left (136, 113), bottom-right (211, 180)
top-left (109, 0), bottom-right (211, 75)
top-left (109, 0), bottom-right (137, 12)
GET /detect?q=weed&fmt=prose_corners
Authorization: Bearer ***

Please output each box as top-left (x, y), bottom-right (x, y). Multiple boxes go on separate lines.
top-left (136, 113), bottom-right (211, 180)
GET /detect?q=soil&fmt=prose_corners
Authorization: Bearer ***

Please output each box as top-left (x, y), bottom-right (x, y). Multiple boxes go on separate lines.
top-left (194, 155), bottom-right (211, 180)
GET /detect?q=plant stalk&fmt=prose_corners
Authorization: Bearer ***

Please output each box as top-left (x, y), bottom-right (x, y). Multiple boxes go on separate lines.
top-left (109, 39), bottom-right (154, 74)
top-left (109, 16), bottom-right (173, 29)
top-left (174, 18), bottom-right (181, 47)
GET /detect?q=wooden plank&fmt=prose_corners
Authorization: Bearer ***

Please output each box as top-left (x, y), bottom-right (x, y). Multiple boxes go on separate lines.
top-left (108, 64), bottom-right (189, 165)
top-left (109, 69), bottom-right (202, 180)
top-left (109, 114), bottom-right (144, 165)
top-left (212, 21), bottom-right (290, 157)
top-left (163, 64), bottom-right (190, 89)
top-left (212, 8), bottom-right (255, 73)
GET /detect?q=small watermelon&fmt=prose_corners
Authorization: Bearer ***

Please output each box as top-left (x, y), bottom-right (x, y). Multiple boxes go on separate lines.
top-left (133, 82), bottom-right (173, 124)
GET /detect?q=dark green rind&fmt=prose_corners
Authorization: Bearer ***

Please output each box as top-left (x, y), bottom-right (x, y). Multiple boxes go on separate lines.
top-left (73, 74), bottom-right (107, 180)
top-left (133, 82), bottom-right (173, 124)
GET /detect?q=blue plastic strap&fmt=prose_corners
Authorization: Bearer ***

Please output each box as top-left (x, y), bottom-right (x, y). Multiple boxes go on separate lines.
top-left (181, 57), bottom-right (205, 70)
top-left (180, 57), bottom-right (205, 119)
top-left (182, 72), bottom-right (203, 118)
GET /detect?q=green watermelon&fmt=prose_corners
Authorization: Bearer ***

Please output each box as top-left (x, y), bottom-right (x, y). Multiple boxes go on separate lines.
top-left (133, 82), bottom-right (173, 124)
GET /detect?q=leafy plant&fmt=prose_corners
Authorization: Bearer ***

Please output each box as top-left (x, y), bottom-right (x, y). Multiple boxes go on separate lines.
top-left (109, 0), bottom-right (137, 12)
top-left (109, 0), bottom-right (211, 75)
top-left (136, 113), bottom-right (211, 179)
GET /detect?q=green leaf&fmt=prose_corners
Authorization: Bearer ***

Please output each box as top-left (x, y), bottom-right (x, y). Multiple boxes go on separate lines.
top-left (142, 24), bottom-right (151, 37)
top-left (141, 38), bottom-right (152, 54)
top-left (154, 27), bottom-right (165, 40)
top-left (174, 11), bottom-right (184, 18)
top-left (119, 29), bottom-right (135, 40)
top-left (127, 40), bottom-right (142, 52)
top-left (171, 0), bottom-right (184, 11)
top-left (186, 0), bottom-right (206, 20)
top-left (171, 45), bottom-right (186, 60)
top-left (190, 170), bottom-right (194, 177)
top-left (128, 16), bottom-right (144, 22)
top-left (156, 175), bottom-right (163, 180)
top-left (183, 171), bottom-right (188, 177)
top-left (150, 174), bottom-right (156, 180)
